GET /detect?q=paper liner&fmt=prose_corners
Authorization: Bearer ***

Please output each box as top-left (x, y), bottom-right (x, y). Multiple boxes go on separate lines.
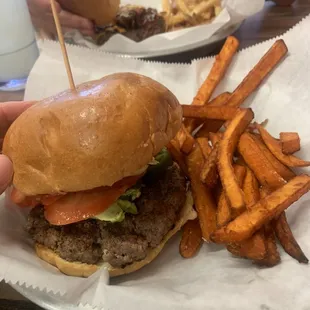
top-left (1, 13), bottom-right (310, 310)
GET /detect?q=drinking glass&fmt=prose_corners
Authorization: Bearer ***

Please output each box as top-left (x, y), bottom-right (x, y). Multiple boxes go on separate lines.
top-left (0, 0), bottom-right (39, 91)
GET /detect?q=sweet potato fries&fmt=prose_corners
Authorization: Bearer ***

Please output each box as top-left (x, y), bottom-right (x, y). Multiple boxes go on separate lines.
top-left (170, 36), bottom-right (310, 267)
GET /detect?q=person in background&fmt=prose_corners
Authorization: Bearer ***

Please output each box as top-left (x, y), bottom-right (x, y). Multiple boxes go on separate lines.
top-left (0, 102), bottom-right (34, 194)
top-left (26, 0), bottom-right (95, 38)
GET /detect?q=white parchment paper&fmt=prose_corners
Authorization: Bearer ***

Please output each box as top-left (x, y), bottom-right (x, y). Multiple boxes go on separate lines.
top-left (64, 0), bottom-right (264, 54)
top-left (1, 14), bottom-right (310, 310)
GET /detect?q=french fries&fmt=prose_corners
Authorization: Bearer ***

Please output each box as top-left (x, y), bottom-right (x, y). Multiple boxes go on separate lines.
top-left (195, 92), bottom-right (232, 136)
top-left (273, 212), bottom-right (309, 263)
top-left (196, 137), bottom-right (212, 159)
top-left (185, 36), bottom-right (239, 132)
top-left (227, 233), bottom-right (267, 261)
top-left (251, 134), bottom-right (295, 181)
top-left (243, 168), bottom-right (260, 207)
top-left (186, 146), bottom-right (217, 241)
top-left (238, 133), bottom-right (287, 189)
top-left (225, 40), bottom-right (288, 108)
top-left (228, 169), bottom-right (267, 261)
top-left (192, 36), bottom-right (239, 106)
top-left (163, 0), bottom-right (222, 31)
top-left (259, 223), bottom-right (281, 267)
top-left (200, 143), bottom-right (219, 187)
top-left (218, 109), bottom-right (254, 211)
top-left (209, 132), bottom-right (223, 146)
top-left (182, 105), bottom-right (239, 120)
top-left (167, 140), bottom-right (188, 176)
top-left (280, 132), bottom-right (300, 155)
top-left (177, 124), bottom-right (196, 154)
top-left (256, 123), bottom-right (310, 167)
top-left (217, 164), bottom-right (246, 227)
top-left (174, 37), bottom-right (309, 268)
top-left (210, 175), bottom-right (310, 244)
top-left (217, 193), bottom-right (231, 228)
top-left (180, 218), bottom-right (203, 258)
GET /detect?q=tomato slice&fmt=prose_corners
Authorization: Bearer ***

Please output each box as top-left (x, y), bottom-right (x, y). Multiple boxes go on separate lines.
top-left (10, 188), bottom-right (64, 208)
top-left (44, 175), bottom-right (142, 225)
top-left (11, 188), bottom-right (38, 208)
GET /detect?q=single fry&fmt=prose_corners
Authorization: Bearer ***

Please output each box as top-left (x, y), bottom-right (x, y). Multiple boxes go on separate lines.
top-left (180, 218), bottom-right (203, 258)
top-left (162, 0), bottom-right (172, 14)
top-left (243, 168), bottom-right (260, 208)
top-left (192, 36), bottom-right (239, 106)
top-left (175, 126), bottom-right (187, 148)
top-left (217, 164), bottom-right (246, 227)
top-left (231, 164), bottom-right (247, 217)
top-left (166, 12), bottom-right (187, 27)
top-left (214, 4), bottom-right (222, 16)
top-left (280, 132), bottom-right (301, 155)
top-left (196, 137), bottom-right (212, 159)
top-left (195, 92), bottom-right (232, 137)
top-left (274, 212), bottom-right (308, 264)
top-left (182, 105), bottom-right (239, 120)
top-left (210, 175), bottom-right (310, 243)
top-left (192, 0), bottom-right (218, 16)
top-left (185, 37), bottom-right (239, 132)
top-left (209, 132), bottom-right (223, 146)
top-left (179, 125), bottom-right (196, 154)
top-left (227, 232), bottom-right (267, 261)
top-left (208, 92), bottom-right (232, 107)
top-left (229, 168), bottom-right (267, 261)
top-left (216, 193), bottom-right (231, 228)
top-left (238, 133), bottom-right (287, 189)
top-left (187, 146), bottom-right (217, 241)
top-left (258, 224), bottom-right (280, 267)
top-left (251, 134), bottom-right (295, 181)
top-left (256, 123), bottom-right (310, 167)
top-left (200, 142), bottom-right (219, 187)
top-left (218, 109), bottom-right (254, 211)
top-left (176, 0), bottom-right (193, 17)
top-left (225, 40), bottom-right (288, 108)
top-left (167, 140), bottom-right (188, 176)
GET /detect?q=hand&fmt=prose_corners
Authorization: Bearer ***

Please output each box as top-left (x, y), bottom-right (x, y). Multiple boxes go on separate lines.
top-left (0, 101), bottom-right (34, 194)
top-left (27, 0), bottom-right (95, 39)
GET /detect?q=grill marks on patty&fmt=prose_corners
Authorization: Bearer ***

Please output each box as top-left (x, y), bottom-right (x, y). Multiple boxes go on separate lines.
top-left (27, 165), bottom-right (187, 268)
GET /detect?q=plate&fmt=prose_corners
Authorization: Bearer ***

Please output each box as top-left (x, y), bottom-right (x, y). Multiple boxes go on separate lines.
top-left (67, 22), bottom-right (242, 59)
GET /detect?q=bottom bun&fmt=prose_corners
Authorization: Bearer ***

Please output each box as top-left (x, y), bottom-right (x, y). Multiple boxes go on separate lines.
top-left (35, 191), bottom-right (196, 278)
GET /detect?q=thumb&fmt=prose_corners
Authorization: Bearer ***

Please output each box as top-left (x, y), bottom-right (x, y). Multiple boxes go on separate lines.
top-left (0, 155), bottom-right (13, 194)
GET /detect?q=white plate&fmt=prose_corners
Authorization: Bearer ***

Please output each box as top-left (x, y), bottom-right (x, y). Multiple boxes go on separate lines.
top-left (115, 23), bottom-right (242, 58)
top-left (65, 22), bottom-right (242, 59)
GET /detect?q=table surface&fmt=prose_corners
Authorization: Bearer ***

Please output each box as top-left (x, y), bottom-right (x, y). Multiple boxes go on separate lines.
top-left (0, 0), bottom-right (310, 308)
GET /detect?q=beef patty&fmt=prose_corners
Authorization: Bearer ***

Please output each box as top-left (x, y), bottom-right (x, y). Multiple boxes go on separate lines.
top-left (95, 5), bottom-right (166, 45)
top-left (27, 165), bottom-right (186, 268)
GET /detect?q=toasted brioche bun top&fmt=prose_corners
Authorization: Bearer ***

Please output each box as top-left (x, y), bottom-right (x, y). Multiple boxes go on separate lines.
top-left (3, 73), bottom-right (182, 196)
top-left (57, 0), bottom-right (120, 26)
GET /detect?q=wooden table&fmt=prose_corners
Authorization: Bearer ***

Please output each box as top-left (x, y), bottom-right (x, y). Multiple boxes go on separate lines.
top-left (0, 1), bottom-right (309, 308)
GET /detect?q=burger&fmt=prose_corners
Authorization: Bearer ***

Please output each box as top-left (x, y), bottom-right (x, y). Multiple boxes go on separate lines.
top-left (58, 0), bottom-right (166, 45)
top-left (3, 73), bottom-right (196, 277)
top-left (57, 0), bottom-right (121, 26)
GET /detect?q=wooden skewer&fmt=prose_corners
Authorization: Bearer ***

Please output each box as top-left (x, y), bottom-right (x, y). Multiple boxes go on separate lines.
top-left (50, 0), bottom-right (76, 91)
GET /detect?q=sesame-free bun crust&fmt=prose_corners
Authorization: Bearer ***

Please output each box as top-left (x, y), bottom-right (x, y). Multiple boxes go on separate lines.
top-left (35, 192), bottom-right (196, 277)
top-left (3, 73), bottom-right (182, 196)
top-left (57, 0), bottom-right (120, 26)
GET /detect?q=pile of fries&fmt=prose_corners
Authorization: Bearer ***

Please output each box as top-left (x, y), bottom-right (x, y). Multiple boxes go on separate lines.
top-left (170, 36), bottom-right (310, 266)
top-left (162, 0), bottom-right (222, 31)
